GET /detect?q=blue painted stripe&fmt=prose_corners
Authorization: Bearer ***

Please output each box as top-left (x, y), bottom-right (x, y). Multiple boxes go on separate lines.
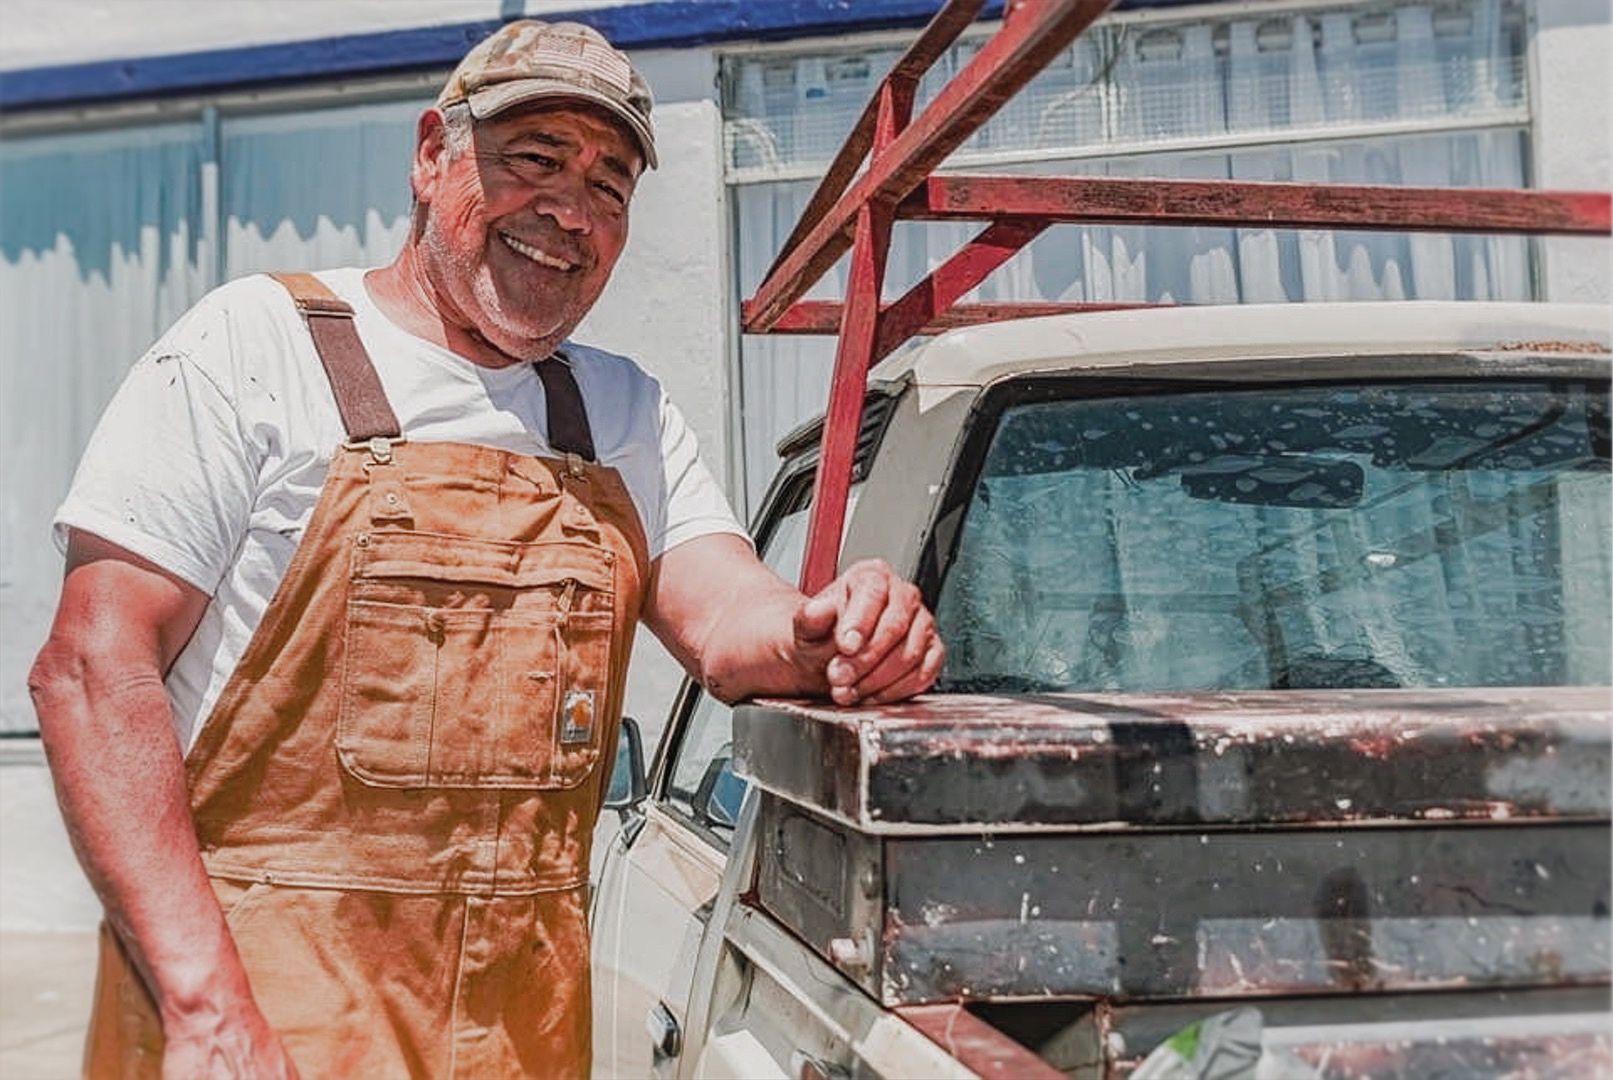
top-left (0, 0), bottom-right (1206, 112)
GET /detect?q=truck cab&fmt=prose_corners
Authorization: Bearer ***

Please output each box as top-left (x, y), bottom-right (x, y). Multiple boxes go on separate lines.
top-left (591, 301), bottom-right (1611, 1078)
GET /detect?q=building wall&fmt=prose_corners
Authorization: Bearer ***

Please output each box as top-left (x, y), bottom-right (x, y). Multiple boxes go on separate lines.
top-left (1531, 0), bottom-right (1612, 302)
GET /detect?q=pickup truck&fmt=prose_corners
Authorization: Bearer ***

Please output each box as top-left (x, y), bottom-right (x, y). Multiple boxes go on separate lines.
top-left (589, 301), bottom-right (1611, 1078)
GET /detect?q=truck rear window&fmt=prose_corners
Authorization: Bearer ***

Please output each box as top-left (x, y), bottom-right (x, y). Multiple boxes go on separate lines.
top-left (935, 378), bottom-right (1610, 693)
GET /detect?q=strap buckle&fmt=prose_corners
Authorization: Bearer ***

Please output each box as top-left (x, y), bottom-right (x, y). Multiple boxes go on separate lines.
top-left (345, 435), bottom-right (404, 465)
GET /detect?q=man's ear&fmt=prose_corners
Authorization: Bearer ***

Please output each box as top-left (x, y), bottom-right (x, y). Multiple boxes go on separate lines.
top-left (411, 109), bottom-right (450, 204)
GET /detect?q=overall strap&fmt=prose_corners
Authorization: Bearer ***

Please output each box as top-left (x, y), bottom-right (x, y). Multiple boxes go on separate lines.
top-left (269, 272), bottom-right (402, 442)
top-left (535, 351), bottom-right (597, 463)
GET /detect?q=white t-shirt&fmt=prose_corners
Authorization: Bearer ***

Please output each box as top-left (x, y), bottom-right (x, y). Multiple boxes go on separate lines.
top-left (54, 268), bottom-right (745, 751)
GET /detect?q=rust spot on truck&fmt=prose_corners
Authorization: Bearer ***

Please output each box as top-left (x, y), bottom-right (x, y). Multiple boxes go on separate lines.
top-left (1282, 1032), bottom-right (1613, 1078)
top-left (1491, 339), bottom-right (1609, 353)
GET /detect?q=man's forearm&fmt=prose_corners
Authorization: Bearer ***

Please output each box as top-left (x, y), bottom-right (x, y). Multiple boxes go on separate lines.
top-left (695, 578), bottom-right (829, 703)
top-left (29, 650), bottom-right (258, 1025)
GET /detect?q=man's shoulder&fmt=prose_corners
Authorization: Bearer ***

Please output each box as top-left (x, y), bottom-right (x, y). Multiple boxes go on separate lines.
top-left (169, 271), bottom-right (326, 345)
top-left (560, 339), bottom-right (649, 371)
top-left (205, 267), bottom-right (362, 315)
top-left (145, 269), bottom-right (364, 404)
top-left (177, 268), bottom-right (369, 357)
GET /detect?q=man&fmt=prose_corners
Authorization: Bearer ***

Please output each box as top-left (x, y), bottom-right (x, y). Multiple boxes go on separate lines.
top-left (28, 21), bottom-right (942, 1079)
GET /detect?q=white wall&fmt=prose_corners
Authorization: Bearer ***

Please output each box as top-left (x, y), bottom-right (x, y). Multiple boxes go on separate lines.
top-left (0, 744), bottom-right (102, 930)
top-left (0, 0), bottom-right (639, 69)
top-left (1531, 0), bottom-right (1613, 303)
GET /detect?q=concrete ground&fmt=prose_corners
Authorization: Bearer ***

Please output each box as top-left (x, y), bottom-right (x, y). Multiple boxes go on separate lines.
top-left (0, 931), bottom-right (97, 1080)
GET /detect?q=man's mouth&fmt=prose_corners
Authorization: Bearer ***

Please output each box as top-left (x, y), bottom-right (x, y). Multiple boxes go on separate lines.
top-left (499, 232), bottom-right (580, 272)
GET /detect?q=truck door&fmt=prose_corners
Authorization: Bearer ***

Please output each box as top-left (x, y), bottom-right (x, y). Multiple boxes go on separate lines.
top-left (590, 473), bottom-right (815, 1078)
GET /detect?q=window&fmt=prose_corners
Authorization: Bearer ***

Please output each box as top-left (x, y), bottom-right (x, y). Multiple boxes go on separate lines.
top-left (932, 376), bottom-right (1611, 693)
top-left (663, 480), bottom-right (817, 838)
top-left (724, 0), bottom-right (1533, 514)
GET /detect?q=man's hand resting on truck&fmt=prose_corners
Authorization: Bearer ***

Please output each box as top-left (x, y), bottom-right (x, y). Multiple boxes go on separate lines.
top-left (642, 534), bottom-right (945, 705)
top-left (792, 559), bottom-right (945, 705)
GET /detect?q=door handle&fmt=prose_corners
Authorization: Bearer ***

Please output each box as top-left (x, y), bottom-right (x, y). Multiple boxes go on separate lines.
top-left (647, 1001), bottom-right (682, 1061)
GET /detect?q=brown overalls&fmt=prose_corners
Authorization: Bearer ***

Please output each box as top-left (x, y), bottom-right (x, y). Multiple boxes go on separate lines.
top-left (83, 273), bottom-right (649, 1078)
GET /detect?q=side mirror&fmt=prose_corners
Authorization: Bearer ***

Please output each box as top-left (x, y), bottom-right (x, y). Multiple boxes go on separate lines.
top-left (604, 716), bottom-right (647, 812)
top-left (692, 747), bottom-right (746, 831)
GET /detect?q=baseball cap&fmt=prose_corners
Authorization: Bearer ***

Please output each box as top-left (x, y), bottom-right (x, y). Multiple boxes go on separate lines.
top-left (437, 20), bottom-right (658, 170)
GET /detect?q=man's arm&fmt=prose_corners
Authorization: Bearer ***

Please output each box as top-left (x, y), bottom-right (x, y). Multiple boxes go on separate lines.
top-left (642, 533), bottom-right (944, 705)
top-left (28, 530), bottom-right (296, 1079)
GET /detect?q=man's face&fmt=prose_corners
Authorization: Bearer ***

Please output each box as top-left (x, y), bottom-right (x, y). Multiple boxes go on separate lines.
top-left (415, 102), bottom-right (641, 361)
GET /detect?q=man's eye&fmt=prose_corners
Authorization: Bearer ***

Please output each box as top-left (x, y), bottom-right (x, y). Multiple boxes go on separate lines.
top-left (513, 152), bottom-right (559, 169)
top-left (594, 182), bottom-right (627, 205)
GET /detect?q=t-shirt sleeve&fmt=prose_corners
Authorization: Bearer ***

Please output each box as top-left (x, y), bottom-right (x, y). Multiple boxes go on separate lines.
top-left (654, 391), bottom-right (749, 559)
top-left (52, 295), bottom-right (258, 595)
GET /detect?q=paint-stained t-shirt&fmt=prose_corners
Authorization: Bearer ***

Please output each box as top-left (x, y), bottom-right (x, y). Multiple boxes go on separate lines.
top-left (54, 268), bottom-right (745, 751)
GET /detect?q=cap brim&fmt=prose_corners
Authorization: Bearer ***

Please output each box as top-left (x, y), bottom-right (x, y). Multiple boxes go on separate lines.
top-left (465, 81), bottom-right (658, 170)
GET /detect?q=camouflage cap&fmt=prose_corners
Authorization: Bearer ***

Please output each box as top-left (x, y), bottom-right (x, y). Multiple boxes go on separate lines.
top-left (437, 20), bottom-right (657, 169)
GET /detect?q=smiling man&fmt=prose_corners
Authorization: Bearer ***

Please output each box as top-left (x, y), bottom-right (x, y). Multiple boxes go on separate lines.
top-left (28, 21), bottom-right (942, 1080)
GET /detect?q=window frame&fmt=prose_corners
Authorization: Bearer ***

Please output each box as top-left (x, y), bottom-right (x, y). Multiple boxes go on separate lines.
top-left (649, 382), bottom-right (903, 840)
top-left (645, 452), bottom-right (820, 850)
top-left (715, 0), bottom-right (1533, 185)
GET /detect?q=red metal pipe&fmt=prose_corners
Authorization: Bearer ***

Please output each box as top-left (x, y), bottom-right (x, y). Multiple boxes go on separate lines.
top-left (798, 79), bottom-right (910, 595)
top-left (744, 0), bottom-right (1118, 333)
top-left (761, 0), bottom-right (985, 283)
top-left (757, 299), bottom-right (1168, 337)
top-left (901, 174), bottom-right (1613, 236)
top-left (872, 219), bottom-right (1049, 361)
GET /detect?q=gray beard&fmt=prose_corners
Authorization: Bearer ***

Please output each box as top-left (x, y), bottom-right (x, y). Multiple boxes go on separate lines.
top-left (419, 219), bottom-right (562, 362)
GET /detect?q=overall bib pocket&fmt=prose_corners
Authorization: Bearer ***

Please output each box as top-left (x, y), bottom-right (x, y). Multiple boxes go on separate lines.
top-left (337, 531), bottom-right (615, 790)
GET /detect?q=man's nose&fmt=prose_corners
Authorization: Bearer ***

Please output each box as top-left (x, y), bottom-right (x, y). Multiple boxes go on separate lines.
top-left (533, 178), bottom-right (591, 234)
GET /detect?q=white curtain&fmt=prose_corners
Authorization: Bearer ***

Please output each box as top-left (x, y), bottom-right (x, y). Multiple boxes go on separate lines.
top-left (731, 0), bottom-right (1530, 515)
top-left (0, 100), bottom-right (425, 733)
top-left (222, 100), bottom-right (423, 278)
top-left (0, 124), bottom-right (211, 732)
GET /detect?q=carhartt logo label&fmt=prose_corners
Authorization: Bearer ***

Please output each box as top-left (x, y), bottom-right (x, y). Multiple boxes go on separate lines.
top-left (561, 690), bottom-right (596, 744)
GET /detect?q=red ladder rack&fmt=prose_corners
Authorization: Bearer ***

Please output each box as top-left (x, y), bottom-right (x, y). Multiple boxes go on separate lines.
top-left (740, 0), bottom-right (1612, 595)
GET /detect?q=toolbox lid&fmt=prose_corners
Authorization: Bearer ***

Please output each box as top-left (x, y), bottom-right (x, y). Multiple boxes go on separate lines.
top-left (734, 687), bottom-right (1610, 834)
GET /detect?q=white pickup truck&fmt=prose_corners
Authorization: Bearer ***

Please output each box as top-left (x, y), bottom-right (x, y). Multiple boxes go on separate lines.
top-left (589, 301), bottom-right (1611, 1079)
